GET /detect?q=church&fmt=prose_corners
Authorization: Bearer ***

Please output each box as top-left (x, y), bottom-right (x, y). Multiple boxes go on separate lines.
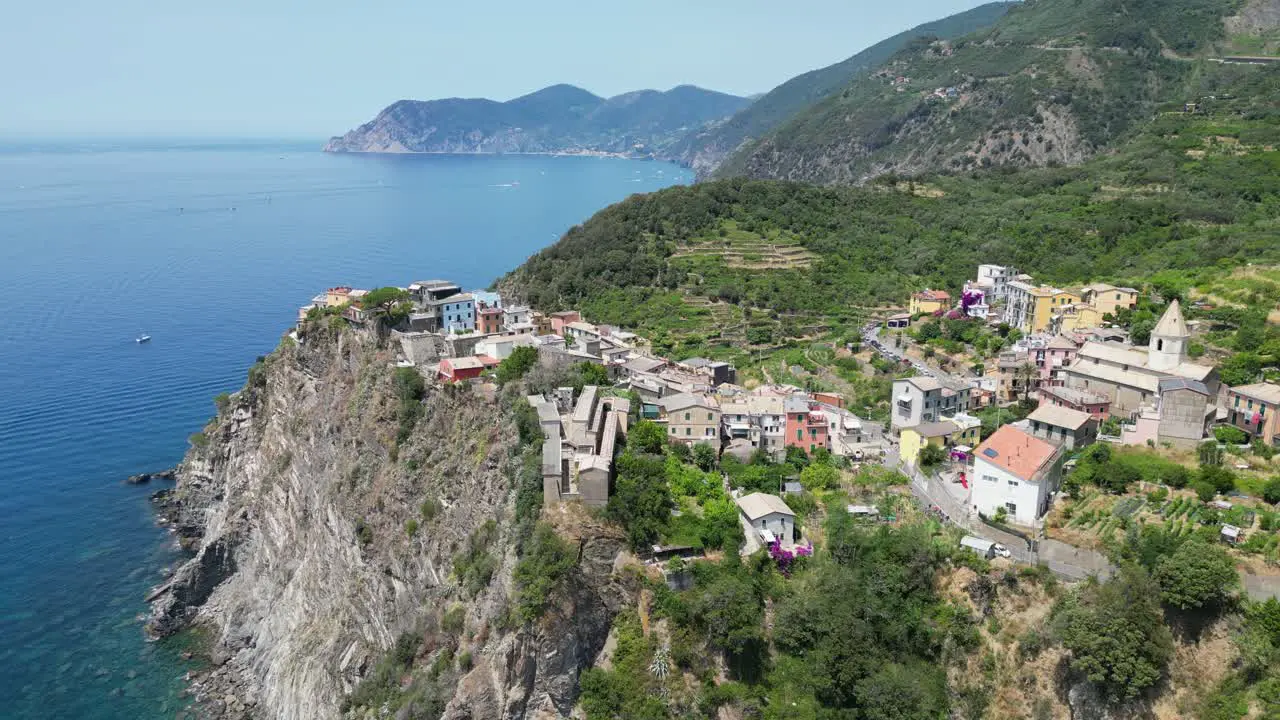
top-left (1058, 300), bottom-right (1220, 418)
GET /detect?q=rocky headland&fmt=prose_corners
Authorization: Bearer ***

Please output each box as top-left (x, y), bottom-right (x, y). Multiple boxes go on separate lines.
top-left (145, 324), bottom-right (633, 719)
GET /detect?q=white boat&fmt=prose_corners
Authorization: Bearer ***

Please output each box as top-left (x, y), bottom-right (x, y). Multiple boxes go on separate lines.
top-left (136, 334), bottom-right (151, 344)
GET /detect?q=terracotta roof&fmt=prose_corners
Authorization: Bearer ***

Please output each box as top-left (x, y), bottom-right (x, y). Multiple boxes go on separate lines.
top-left (913, 289), bottom-right (951, 301)
top-left (975, 425), bottom-right (1061, 482)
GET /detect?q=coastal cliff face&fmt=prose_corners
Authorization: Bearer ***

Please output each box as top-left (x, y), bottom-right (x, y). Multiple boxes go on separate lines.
top-left (148, 327), bottom-right (630, 719)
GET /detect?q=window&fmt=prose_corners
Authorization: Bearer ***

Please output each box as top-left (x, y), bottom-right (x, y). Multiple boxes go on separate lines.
top-left (706, 428), bottom-right (714, 436)
top-left (1156, 339), bottom-right (1163, 352)
top-left (796, 429), bottom-right (803, 441)
top-left (1005, 502), bottom-right (1017, 515)
top-left (708, 412), bottom-right (713, 421)
top-left (685, 428), bottom-right (691, 436)
top-left (670, 427), bottom-right (676, 435)
top-left (1008, 479), bottom-right (1019, 487)
top-left (983, 475), bottom-right (998, 483)
top-left (684, 412), bottom-right (691, 421)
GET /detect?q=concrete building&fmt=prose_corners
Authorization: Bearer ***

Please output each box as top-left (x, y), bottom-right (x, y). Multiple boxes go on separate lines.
top-left (900, 417), bottom-right (980, 467)
top-left (1004, 281), bottom-right (1081, 333)
top-left (736, 493), bottom-right (796, 548)
top-left (1154, 377), bottom-right (1214, 449)
top-left (680, 357), bottom-right (737, 386)
top-left (823, 405), bottom-right (885, 458)
top-left (533, 387), bottom-right (630, 508)
top-left (975, 264), bottom-right (1019, 302)
top-left (1038, 385), bottom-right (1111, 419)
top-left (503, 306), bottom-right (531, 328)
top-left (549, 310), bottom-right (581, 336)
top-left (438, 356), bottom-right (484, 383)
top-left (785, 395), bottom-right (829, 453)
top-left (909, 289), bottom-right (951, 315)
top-left (971, 425), bottom-right (1065, 527)
top-left (473, 333), bottom-right (536, 361)
top-left (660, 393), bottom-right (721, 445)
top-left (891, 375), bottom-right (971, 433)
top-left (1226, 382), bottom-right (1280, 448)
top-left (885, 313), bottom-right (911, 330)
top-left (1059, 301), bottom-right (1217, 416)
top-left (721, 396), bottom-right (786, 458)
top-left (1079, 283), bottom-right (1139, 318)
top-left (476, 306), bottom-right (504, 334)
top-left (1026, 405), bottom-right (1097, 450)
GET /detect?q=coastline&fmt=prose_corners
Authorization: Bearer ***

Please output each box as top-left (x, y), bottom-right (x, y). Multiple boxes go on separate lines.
top-left (322, 146), bottom-right (653, 161)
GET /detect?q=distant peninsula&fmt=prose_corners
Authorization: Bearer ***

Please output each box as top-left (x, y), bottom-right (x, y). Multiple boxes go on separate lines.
top-left (324, 83), bottom-right (751, 158)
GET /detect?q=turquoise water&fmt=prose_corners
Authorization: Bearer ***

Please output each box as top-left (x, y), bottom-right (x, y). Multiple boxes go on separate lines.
top-left (0, 140), bottom-right (690, 719)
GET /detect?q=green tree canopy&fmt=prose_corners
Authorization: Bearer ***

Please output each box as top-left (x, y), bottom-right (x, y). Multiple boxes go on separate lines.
top-left (627, 420), bottom-right (668, 455)
top-left (361, 286), bottom-right (412, 323)
top-left (1054, 563), bottom-right (1174, 699)
top-left (608, 452), bottom-right (675, 552)
top-left (496, 345), bottom-right (539, 384)
top-left (799, 463), bottom-right (839, 491)
top-left (1153, 538), bottom-right (1238, 611)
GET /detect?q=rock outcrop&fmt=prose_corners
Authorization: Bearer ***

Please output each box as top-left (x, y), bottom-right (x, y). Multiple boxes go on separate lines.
top-left (147, 328), bottom-right (630, 719)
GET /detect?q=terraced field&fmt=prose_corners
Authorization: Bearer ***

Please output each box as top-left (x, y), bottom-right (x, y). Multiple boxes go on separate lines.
top-left (670, 221), bottom-right (817, 270)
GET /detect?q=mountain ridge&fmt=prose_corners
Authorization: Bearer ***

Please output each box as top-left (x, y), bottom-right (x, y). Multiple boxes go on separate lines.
top-left (714, 0), bottom-right (1280, 184)
top-left (669, 1), bottom-right (1018, 176)
top-left (324, 84), bottom-right (751, 157)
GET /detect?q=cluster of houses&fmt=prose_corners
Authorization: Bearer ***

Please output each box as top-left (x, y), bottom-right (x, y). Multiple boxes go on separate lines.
top-left (891, 263), bottom-right (1280, 528)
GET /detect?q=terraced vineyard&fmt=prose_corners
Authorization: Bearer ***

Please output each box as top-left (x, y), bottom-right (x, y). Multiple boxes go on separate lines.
top-left (669, 221), bottom-right (816, 270)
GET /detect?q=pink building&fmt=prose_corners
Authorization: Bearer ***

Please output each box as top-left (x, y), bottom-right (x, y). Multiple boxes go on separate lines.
top-left (1029, 335), bottom-right (1079, 383)
top-left (549, 310), bottom-right (581, 336)
top-left (784, 396), bottom-right (829, 453)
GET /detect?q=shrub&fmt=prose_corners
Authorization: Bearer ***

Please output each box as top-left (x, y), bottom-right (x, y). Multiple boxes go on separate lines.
top-left (1193, 481), bottom-right (1217, 502)
top-left (441, 604), bottom-right (465, 635)
top-left (1215, 426), bottom-right (1248, 445)
top-left (213, 392), bottom-right (232, 414)
top-left (514, 523), bottom-right (577, 623)
top-left (188, 432), bottom-right (209, 448)
top-left (421, 498), bottom-right (439, 521)
top-left (457, 650), bottom-right (473, 672)
top-left (405, 519), bottom-right (419, 538)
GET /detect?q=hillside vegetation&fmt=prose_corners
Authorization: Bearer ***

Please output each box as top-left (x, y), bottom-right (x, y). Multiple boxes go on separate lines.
top-left (325, 84), bottom-right (750, 156)
top-left (502, 63), bottom-right (1280, 364)
top-left (715, 0), bottom-right (1276, 184)
top-left (668, 1), bottom-right (1016, 176)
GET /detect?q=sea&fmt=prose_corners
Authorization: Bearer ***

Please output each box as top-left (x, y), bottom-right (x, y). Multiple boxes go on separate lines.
top-left (0, 139), bottom-right (690, 719)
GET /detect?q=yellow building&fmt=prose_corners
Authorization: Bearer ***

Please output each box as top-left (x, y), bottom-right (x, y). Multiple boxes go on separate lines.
top-left (909, 289), bottom-right (952, 315)
top-left (1006, 281), bottom-right (1080, 333)
top-left (1080, 283), bottom-right (1139, 318)
top-left (900, 416), bottom-right (981, 467)
top-left (1052, 303), bottom-right (1103, 333)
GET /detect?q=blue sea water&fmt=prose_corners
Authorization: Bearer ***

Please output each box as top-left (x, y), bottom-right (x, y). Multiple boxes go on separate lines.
top-left (0, 140), bottom-right (690, 719)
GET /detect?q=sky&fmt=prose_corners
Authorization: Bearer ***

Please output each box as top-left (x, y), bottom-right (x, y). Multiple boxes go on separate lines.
top-left (1, 0), bottom-right (995, 137)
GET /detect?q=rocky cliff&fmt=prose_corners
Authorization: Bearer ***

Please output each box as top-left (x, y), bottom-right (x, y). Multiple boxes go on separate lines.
top-left (147, 325), bottom-right (630, 719)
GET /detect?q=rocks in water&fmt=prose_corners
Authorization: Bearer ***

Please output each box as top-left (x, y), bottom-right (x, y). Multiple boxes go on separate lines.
top-left (126, 468), bottom-right (177, 485)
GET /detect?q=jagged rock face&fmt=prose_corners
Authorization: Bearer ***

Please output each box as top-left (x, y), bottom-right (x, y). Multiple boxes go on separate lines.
top-left (148, 329), bottom-right (625, 719)
top-left (441, 527), bottom-right (629, 720)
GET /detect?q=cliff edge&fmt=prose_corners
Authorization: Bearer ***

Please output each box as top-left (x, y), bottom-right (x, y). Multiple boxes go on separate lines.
top-left (147, 324), bottom-right (630, 719)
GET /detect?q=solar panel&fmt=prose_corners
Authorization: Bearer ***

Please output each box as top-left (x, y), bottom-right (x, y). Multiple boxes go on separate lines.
top-left (983, 448), bottom-right (999, 458)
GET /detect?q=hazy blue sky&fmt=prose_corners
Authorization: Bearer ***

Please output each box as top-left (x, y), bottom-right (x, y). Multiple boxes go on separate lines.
top-left (2, 0), bottom-right (993, 137)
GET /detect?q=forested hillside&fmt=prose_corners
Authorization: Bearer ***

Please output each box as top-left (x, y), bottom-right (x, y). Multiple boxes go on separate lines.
top-left (715, 0), bottom-right (1278, 183)
top-left (502, 62), bottom-right (1280, 360)
top-left (667, 1), bottom-right (1015, 176)
top-left (325, 84), bottom-right (750, 156)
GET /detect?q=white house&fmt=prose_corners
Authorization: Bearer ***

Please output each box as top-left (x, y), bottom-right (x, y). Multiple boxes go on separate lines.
top-left (736, 493), bottom-right (795, 548)
top-left (971, 424), bottom-right (1065, 527)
